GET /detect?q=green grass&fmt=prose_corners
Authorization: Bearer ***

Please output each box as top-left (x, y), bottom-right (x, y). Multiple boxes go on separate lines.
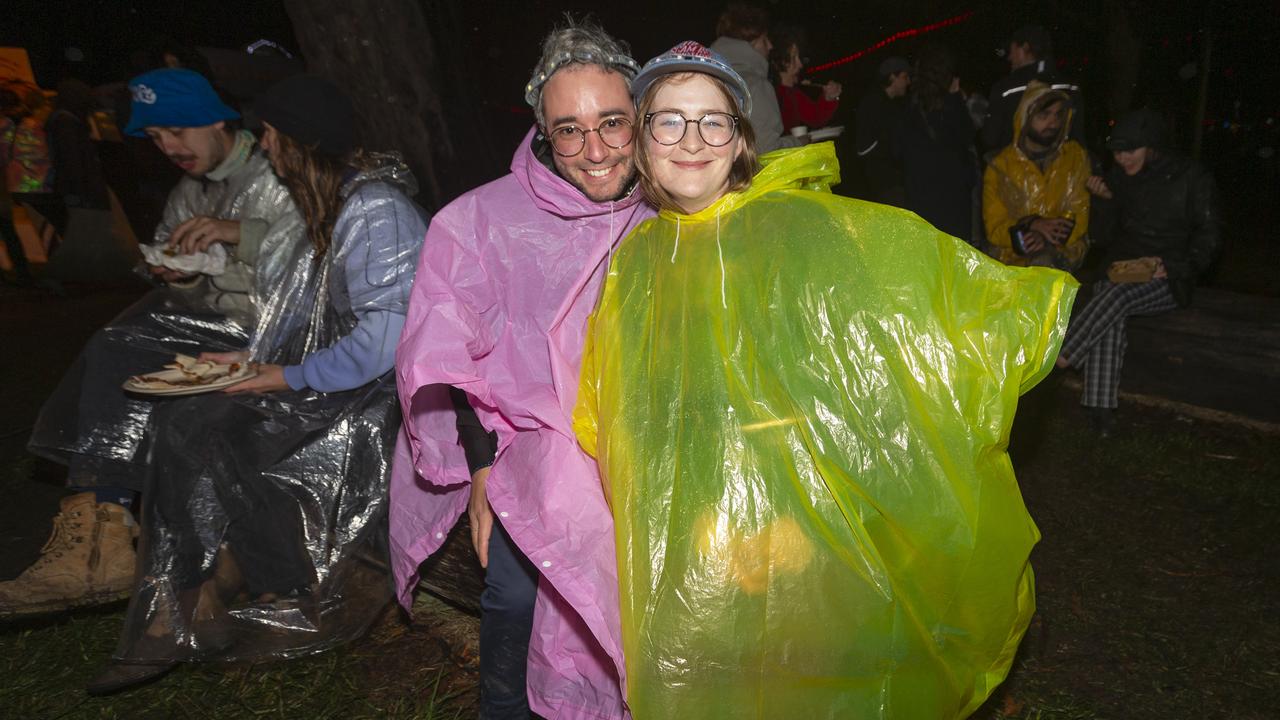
top-left (0, 605), bottom-right (469, 719)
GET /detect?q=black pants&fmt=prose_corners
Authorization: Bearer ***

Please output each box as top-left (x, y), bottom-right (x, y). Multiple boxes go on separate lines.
top-left (147, 392), bottom-right (318, 595)
top-left (479, 517), bottom-right (539, 719)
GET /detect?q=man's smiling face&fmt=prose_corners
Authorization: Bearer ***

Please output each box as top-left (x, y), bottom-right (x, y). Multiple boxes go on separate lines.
top-left (540, 66), bottom-right (637, 202)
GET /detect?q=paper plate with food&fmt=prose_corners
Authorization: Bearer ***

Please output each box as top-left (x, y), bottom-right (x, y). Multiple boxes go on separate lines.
top-left (808, 125), bottom-right (845, 142)
top-left (123, 353), bottom-right (256, 396)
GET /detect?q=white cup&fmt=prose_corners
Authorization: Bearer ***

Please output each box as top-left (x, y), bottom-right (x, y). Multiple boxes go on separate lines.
top-left (790, 125), bottom-right (809, 137)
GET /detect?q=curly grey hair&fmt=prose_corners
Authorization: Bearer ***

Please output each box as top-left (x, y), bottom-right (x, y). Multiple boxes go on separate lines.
top-left (525, 16), bottom-right (641, 127)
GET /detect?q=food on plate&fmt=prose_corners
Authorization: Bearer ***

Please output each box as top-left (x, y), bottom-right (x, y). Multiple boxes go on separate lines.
top-left (127, 354), bottom-right (251, 390)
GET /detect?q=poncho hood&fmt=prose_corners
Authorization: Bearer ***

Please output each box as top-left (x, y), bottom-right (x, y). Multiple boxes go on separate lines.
top-left (341, 151), bottom-right (419, 198)
top-left (1013, 80), bottom-right (1073, 156)
top-left (661, 141), bottom-right (841, 222)
top-left (512, 128), bottom-right (645, 220)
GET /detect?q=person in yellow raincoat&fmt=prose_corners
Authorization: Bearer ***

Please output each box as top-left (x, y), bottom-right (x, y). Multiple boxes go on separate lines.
top-left (983, 80), bottom-right (1090, 271)
top-left (574, 41), bottom-right (1078, 719)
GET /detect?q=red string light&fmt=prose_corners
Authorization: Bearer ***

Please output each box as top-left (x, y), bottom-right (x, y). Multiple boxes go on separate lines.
top-left (805, 10), bottom-right (976, 74)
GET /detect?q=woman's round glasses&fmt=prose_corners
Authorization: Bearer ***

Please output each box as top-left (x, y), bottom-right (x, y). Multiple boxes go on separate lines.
top-left (644, 111), bottom-right (739, 147)
top-left (545, 117), bottom-right (635, 157)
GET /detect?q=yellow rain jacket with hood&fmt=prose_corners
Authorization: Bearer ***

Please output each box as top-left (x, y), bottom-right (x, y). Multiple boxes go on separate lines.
top-left (575, 142), bottom-right (1077, 719)
top-left (983, 80), bottom-right (1090, 268)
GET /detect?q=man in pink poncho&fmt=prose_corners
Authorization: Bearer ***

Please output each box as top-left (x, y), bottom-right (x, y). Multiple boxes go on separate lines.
top-left (391, 19), bottom-right (653, 719)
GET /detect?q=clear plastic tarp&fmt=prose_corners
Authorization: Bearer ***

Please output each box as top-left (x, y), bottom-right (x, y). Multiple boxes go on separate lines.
top-left (110, 158), bottom-right (423, 665)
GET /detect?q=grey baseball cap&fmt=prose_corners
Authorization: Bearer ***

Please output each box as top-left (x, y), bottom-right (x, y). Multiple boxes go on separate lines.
top-left (630, 40), bottom-right (752, 116)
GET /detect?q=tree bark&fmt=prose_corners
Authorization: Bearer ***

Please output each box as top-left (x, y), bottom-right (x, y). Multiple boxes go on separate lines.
top-left (1190, 16), bottom-right (1213, 161)
top-left (284, 1), bottom-right (491, 610)
top-left (1106, 2), bottom-right (1143, 121)
top-left (284, 0), bottom-right (454, 209)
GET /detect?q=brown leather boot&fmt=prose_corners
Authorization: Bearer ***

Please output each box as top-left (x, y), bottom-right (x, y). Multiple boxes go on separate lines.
top-left (0, 492), bottom-right (137, 618)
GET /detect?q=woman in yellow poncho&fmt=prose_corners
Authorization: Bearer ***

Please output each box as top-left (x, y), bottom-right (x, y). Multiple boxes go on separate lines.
top-left (574, 41), bottom-right (1078, 720)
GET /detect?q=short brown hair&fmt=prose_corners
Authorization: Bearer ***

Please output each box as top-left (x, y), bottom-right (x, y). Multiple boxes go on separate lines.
top-left (716, 3), bottom-right (769, 42)
top-left (634, 72), bottom-right (760, 214)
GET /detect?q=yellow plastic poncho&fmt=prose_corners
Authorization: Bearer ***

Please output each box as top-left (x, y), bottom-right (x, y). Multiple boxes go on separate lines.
top-left (574, 142), bottom-right (1077, 719)
top-left (983, 81), bottom-right (1091, 268)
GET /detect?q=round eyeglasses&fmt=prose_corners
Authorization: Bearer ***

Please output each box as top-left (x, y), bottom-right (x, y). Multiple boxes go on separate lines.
top-left (545, 117), bottom-right (635, 157)
top-left (644, 111), bottom-right (740, 147)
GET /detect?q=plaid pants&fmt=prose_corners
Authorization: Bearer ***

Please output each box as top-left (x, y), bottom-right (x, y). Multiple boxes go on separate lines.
top-left (1059, 279), bottom-right (1178, 408)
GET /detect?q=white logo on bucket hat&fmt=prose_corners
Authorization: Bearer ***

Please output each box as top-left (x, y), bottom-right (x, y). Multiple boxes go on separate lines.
top-left (131, 84), bottom-right (157, 104)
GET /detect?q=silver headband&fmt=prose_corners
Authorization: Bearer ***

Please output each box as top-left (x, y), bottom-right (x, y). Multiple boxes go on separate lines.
top-left (524, 51), bottom-right (642, 108)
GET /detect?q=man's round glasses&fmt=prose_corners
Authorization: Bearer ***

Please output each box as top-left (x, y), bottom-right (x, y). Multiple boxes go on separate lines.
top-left (644, 111), bottom-right (739, 147)
top-left (545, 117), bottom-right (634, 157)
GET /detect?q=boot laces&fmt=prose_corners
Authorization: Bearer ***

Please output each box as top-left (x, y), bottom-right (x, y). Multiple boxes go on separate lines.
top-left (33, 510), bottom-right (82, 566)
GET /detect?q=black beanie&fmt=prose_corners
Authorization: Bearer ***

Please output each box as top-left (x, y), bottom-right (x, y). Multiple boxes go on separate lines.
top-left (1107, 108), bottom-right (1166, 151)
top-left (256, 74), bottom-right (357, 158)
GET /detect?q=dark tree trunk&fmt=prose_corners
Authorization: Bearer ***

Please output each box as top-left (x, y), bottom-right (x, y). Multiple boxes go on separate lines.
top-left (1106, 2), bottom-right (1143, 121)
top-left (285, 1), bottom-right (489, 610)
top-left (284, 0), bottom-right (456, 210)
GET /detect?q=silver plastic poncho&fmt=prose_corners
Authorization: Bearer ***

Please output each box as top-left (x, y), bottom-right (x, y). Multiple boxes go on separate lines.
top-left (114, 156), bottom-right (426, 665)
top-left (156, 130), bottom-right (306, 323)
top-left (28, 136), bottom-right (304, 492)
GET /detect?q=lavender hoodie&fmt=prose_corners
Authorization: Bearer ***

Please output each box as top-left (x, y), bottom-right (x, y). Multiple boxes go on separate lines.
top-left (391, 127), bottom-right (653, 719)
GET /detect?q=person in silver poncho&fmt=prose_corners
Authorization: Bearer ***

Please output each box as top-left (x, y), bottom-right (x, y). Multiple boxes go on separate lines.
top-left (9, 69), bottom-right (305, 618)
top-left (86, 75), bottom-right (428, 694)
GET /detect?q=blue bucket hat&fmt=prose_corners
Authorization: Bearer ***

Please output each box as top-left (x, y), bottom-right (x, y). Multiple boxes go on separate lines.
top-left (631, 41), bottom-right (752, 116)
top-left (123, 68), bottom-right (239, 137)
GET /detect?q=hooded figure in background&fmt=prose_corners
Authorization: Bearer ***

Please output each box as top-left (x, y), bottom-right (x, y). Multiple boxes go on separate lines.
top-left (983, 80), bottom-right (1090, 271)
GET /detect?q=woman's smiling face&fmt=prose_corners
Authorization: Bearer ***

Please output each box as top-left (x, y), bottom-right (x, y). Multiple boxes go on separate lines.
top-left (644, 74), bottom-right (743, 214)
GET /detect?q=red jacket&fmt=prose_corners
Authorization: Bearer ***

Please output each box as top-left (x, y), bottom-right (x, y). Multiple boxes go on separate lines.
top-left (775, 84), bottom-right (838, 131)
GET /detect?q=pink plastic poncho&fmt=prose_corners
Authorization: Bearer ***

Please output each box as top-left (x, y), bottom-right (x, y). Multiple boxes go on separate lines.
top-left (390, 127), bottom-right (653, 719)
